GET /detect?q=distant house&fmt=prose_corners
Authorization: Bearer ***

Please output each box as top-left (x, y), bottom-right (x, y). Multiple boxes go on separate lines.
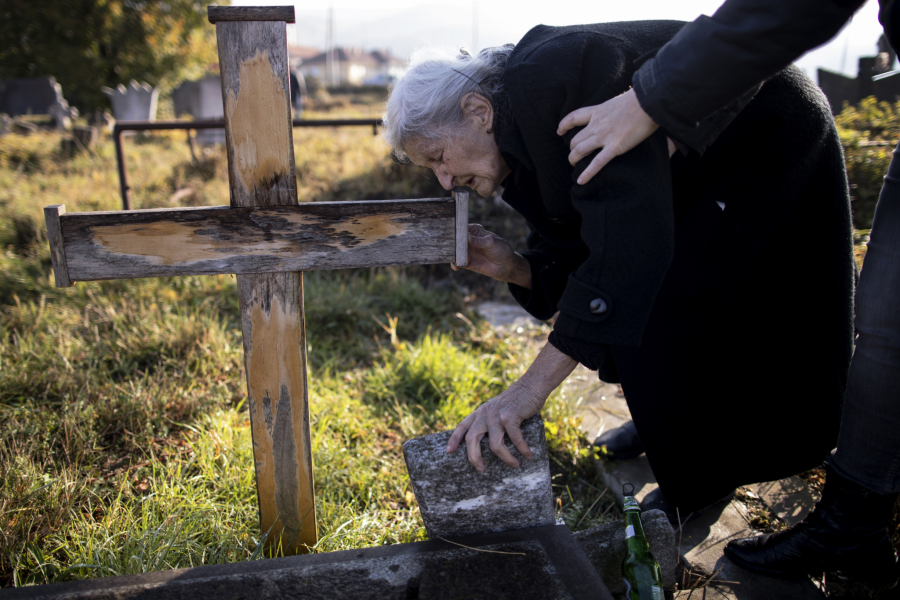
top-left (287, 45), bottom-right (322, 70)
top-left (298, 47), bottom-right (405, 86)
top-left (368, 50), bottom-right (406, 84)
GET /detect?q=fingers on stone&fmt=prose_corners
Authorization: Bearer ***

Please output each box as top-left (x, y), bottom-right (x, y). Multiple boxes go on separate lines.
top-left (507, 426), bottom-right (531, 459)
top-left (466, 432), bottom-right (484, 470)
top-left (488, 427), bottom-right (505, 452)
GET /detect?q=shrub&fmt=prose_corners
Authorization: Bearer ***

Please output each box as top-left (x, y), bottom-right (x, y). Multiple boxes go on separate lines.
top-left (835, 96), bottom-right (900, 229)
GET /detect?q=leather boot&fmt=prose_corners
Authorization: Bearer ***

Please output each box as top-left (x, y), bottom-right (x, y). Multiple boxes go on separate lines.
top-left (594, 420), bottom-right (644, 459)
top-left (724, 465), bottom-right (899, 590)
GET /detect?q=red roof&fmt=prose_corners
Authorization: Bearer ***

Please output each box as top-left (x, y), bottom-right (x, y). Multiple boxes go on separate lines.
top-left (288, 45), bottom-right (323, 61)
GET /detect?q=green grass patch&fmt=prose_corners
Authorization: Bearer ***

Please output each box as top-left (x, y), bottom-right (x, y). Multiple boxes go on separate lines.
top-left (0, 105), bottom-right (610, 588)
top-left (1, 269), bottom-right (608, 586)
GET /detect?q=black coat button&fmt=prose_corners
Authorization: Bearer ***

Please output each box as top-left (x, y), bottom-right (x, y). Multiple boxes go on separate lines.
top-left (590, 298), bottom-right (608, 314)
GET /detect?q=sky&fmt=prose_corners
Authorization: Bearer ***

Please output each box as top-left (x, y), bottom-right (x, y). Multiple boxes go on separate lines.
top-left (236, 0), bottom-right (888, 79)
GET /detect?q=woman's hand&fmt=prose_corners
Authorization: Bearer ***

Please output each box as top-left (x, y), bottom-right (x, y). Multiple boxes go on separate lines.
top-left (446, 343), bottom-right (578, 471)
top-left (557, 89), bottom-right (660, 185)
top-left (452, 223), bottom-right (532, 290)
top-left (446, 378), bottom-right (546, 471)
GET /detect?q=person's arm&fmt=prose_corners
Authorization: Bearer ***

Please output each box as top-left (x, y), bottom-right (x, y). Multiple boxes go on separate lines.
top-left (559, 0), bottom-right (866, 182)
top-left (880, 0), bottom-right (900, 55)
top-left (635, 0), bottom-right (864, 139)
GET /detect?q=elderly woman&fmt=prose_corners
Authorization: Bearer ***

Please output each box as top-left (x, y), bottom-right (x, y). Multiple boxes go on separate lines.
top-left (383, 21), bottom-right (855, 517)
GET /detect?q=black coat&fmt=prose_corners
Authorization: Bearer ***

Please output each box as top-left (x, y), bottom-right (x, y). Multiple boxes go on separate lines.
top-left (632, 0), bottom-right (899, 150)
top-left (497, 21), bottom-right (855, 513)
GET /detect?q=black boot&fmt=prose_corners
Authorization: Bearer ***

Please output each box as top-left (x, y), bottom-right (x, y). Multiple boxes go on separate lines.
top-left (724, 465), bottom-right (899, 589)
top-left (594, 420), bottom-right (644, 459)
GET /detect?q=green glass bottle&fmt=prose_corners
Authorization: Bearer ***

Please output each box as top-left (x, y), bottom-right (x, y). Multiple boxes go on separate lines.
top-left (622, 484), bottom-right (665, 600)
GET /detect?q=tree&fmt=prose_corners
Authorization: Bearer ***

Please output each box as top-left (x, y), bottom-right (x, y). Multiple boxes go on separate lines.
top-left (0, 0), bottom-right (226, 112)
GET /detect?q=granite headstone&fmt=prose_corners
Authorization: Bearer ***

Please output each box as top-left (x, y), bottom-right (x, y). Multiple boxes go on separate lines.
top-left (102, 80), bottom-right (159, 122)
top-left (404, 414), bottom-right (555, 539)
top-left (172, 76), bottom-right (225, 144)
top-left (0, 77), bottom-right (77, 129)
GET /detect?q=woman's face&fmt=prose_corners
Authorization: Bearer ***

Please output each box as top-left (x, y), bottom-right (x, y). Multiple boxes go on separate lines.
top-left (406, 94), bottom-right (511, 197)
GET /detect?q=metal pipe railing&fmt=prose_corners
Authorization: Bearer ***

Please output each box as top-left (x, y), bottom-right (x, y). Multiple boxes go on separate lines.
top-left (113, 118), bottom-right (383, 210)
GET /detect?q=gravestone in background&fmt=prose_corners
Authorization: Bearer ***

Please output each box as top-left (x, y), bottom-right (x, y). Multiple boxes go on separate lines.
top-left (0, 77), bottom-right (78, 129)
top-left (102, 80), bottom-right (159, 122)
top-left (172, 75), bottom-right (225, 144)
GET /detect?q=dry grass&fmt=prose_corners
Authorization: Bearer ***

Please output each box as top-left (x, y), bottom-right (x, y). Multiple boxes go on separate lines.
top-left (0, 99), bottom-right (613, 588)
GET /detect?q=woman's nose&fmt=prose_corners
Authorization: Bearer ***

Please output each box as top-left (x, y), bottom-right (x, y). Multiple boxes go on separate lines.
top-left (435, 168), bottom-right (454, 190)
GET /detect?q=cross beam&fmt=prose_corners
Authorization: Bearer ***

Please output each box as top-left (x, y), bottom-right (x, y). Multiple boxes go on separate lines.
top-left (43, 5), bottom-right (468, 554)
top-left (44, 198), bottom-right (464, 284)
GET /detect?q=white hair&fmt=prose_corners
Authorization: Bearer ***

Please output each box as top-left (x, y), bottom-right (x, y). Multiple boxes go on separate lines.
top-left (383, 45), bottom-right (514, 161)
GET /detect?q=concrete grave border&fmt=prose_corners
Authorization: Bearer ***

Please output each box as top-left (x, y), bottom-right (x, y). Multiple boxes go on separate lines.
top-left (1, 525), bottom-right (612, 600)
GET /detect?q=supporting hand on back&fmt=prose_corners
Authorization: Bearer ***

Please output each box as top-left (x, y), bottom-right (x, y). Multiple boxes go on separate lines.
top-left (558, 89), bottom-right (660, 185)
top-left (452, 223), bottom-right (532, 290)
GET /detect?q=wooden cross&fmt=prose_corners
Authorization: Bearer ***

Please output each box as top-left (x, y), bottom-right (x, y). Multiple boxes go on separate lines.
top-left (43, 5), bottom-right (468, 554)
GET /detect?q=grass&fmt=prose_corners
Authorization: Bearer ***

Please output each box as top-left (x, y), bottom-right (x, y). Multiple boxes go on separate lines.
top-left (6, 95), bottom-right (895, 596)
top-left (0, 100), bottom-right (613, 588)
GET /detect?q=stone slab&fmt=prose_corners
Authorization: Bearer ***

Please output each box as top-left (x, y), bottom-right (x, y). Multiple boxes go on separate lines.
top-left (0, 78), bottom-right (60, 117)
top-left (475, 301), bottom-right (541, 328)
top-left (0, 78), bottom-right (76, 129)
top-left (678, 499), bottom-right (825, 599)
top-left (746, 476), bottom-right (820, 528)
top-left (102, 80), bottom-right (159, 122)
top-left (596, 454), bottom-right (659, 507)
top-left (557, 366), bottom-right (825, 599)
top-left (2, 525), bottom-right (612, 600)
top-left (171, 76), bottom-right (225, 144)
top-left (403, 414), bottom-right (554, 539)
top-left (563, 365), bottom-right (630, 443)
top-left (562, 366), bottom-right (658, 505)
top-left (574, 509), bottom-right (678, 596)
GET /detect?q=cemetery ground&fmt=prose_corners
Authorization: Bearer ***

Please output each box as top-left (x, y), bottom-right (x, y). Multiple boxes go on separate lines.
top-left (2, 94), bottom-right (900, 595)
top-left (0, 99), bottom-right (608, 588)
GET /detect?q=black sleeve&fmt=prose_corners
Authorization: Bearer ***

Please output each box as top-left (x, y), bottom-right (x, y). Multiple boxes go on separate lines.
top-left (553, 130), bottom-right (674, 347)
top-left (547, 330), bottom-right (609, 371)
top-left (506, 220), bottom-right (613, 371)
top-left (881, 0), bottom-right (900, 53)
top-left (505, 32), bottom-right (677, 349)
top-left (633, 0), bottom-right (865, 147)
top-left (507, 229), bottom-right (589, 321)
top-left (505, 134), bottom-right (676, 350)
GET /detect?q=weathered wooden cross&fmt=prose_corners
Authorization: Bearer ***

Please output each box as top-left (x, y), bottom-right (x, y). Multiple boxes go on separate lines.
top-left (43, 5), bottom-right (468, 554)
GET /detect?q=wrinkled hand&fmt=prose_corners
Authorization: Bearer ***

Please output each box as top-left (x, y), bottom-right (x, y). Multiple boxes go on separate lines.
top-left (557, 89), bottom-right (660, 185)
top-left (446, 343), bottom-right (578, 471)
top-left (452, 223), bottom-right (532, 289)
top-left (446, 378), bottom-right (546, 471)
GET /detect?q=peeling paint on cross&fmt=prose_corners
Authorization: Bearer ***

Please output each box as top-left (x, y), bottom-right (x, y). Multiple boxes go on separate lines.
top-left (43, 6), bottom-right (468, 554)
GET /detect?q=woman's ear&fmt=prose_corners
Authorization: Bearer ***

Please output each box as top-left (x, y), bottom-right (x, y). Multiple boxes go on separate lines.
top-left (460, 92), bottom-right (494, 130)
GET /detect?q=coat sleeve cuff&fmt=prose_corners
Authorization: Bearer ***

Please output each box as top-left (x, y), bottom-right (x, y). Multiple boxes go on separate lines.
top-left (553, 275), bottom-right (654, 347)
top-left (632, 57), bottom-right (699, 143)
top-left (634, 58), bottom-right (761, 155)
top-left (508, 250), bottom-right (571, 321)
